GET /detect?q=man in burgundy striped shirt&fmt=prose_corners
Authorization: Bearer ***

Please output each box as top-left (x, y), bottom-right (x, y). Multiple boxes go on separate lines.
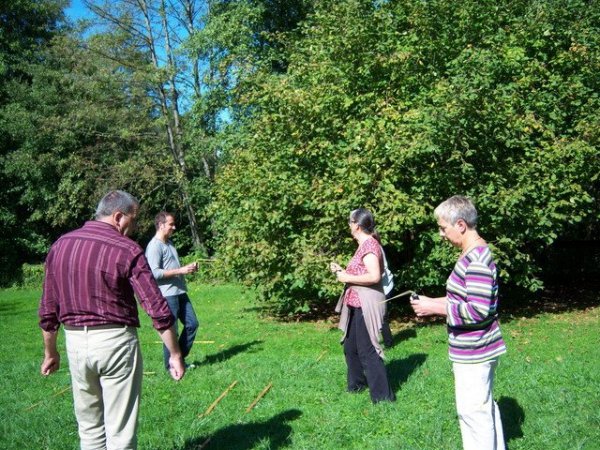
top-left (39, 190), bottom-right (185, 450)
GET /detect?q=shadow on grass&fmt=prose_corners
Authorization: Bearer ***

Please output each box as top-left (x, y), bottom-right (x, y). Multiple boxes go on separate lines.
top-left (390, 328), bottom-right (417, 347)
top-left (0, 300), bottom-right (21, 316)
top-left (240, 306), bottom-right (268, 315)
top-left (193, 340), bottom-right (263, 367)
top-left (500, 279), bottom-right (600, 323)
top-left (387, 353), bottom-right (427, 392)
top-left (183, 409), bottom-right (302, 449)
top-left (498, 396), bottom-right (525, 447)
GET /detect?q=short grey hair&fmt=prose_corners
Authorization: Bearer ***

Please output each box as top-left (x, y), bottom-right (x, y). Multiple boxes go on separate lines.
top-left (94, 190), bottom-right (139, 219)
top-left (434, 195), bottom-right (478, 229)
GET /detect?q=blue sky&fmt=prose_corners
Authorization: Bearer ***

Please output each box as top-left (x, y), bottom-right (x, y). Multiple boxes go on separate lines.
top-left (64, 0), bottom-right (91, 21)
top-left (60, 0), bottom-right (202, 113)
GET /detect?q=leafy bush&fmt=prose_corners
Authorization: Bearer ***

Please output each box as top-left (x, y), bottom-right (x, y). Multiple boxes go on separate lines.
top-left (19, 263), bottom-right (45, 289)
top-left (179, 251), bottom-right (232, 285)
top-left (211, 0), bottom-right (599, 313)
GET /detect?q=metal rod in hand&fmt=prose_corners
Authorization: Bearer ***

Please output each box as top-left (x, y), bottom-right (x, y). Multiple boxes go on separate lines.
top-left (378, 290), bottom-right (416, 303)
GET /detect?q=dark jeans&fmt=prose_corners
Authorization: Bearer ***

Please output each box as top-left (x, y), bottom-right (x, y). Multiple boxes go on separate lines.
top-left (344, 306), bottom-right (395, 403)
top-left (163, 293), bottom-right (199, 369)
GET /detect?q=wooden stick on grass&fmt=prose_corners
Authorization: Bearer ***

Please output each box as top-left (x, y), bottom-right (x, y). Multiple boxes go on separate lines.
top-left (197, 437), bottom-right (211, 449)
top-left (25, 385), bottom-right (71, 411)
top-left (199, 380), bottom-right (238, 417)
top-left (245, 382), bottom-right (273, 413)
top-left (316, 350), bottom-right (327, 362)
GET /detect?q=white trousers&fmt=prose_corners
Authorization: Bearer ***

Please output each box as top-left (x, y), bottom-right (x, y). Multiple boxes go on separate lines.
top-left (453, 359), bottom-right (505, 450)
top-left (65, 326), bottom-right (143, 450)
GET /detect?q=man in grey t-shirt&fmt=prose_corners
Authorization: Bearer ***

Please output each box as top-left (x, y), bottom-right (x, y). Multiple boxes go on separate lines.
top-left (146, 211), bottom-right (199, 369)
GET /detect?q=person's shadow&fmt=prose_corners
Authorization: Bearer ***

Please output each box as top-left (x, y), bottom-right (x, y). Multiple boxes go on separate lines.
top-left (183, 409), bottom-right (302, 449)
top-left (387, 353), bottom-right (427, 392)
top-left (498, 396), bottom-right (525, 448)
top-left (389, 328), bottom-right (417, 347)
top-left (191, 340), bottom-right (263, 367)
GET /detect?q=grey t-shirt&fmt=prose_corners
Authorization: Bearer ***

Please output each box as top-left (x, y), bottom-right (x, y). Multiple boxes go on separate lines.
top-left (145, 236), bottom-right (187, 296)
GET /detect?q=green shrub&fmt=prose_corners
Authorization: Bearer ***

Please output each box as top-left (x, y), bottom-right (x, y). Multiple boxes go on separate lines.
top-left (211, 0), bottom-right (600, 314)
top-left (179, 251), bottom-right (232, 285)
top-left (20, 263), bottom-right (45, 288)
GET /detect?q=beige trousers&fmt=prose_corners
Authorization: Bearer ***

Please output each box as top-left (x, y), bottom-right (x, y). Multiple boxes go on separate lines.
top-left (453, 359), bottom-right (505, 450)
top-left (65, 325), bottom-right (143, 450)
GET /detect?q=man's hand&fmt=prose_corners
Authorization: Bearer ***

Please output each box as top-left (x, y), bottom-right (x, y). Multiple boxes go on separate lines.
top-left (179, 263), bottom-right (198, 275)
top-left (158, 326), bottom-right (185, 380)
top-left (41, 351), bottom-right (60, 376)
top-left (41, 330), bottom-right (60, 376)
top-left (168, 354), bottom-right (186, 381)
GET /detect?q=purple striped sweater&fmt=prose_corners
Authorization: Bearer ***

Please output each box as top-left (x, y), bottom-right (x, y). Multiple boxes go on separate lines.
top-left (446, 246), bottom-right (507, 363)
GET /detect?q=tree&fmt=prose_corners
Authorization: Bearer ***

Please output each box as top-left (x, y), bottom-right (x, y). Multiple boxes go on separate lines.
top-left (0, 1), bottom-right (184, 284)
top-left (82, 0), bottom-right (222, 254)
top-left (210, 0), bottom-right (600, 313)
top-left (0, 0), bottom-right (66, 284)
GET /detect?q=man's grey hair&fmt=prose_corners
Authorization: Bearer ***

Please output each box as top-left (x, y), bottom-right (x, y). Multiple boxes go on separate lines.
top-left (94, 190), bottom-right (139, 219)
top-left (434, 195), bottom-right (478, 229)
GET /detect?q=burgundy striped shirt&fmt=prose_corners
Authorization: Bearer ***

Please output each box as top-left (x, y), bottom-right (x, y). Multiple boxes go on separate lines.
top-left (39, 221), bottom-right (174, 332)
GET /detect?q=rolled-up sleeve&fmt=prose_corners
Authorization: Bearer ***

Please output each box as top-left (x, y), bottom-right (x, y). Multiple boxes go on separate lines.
top-left (39, 253), bottom-right (60, 332)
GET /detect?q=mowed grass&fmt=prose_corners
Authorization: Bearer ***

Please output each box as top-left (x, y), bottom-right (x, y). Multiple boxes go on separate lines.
top-left (0, 283), bottom-right (598, 449)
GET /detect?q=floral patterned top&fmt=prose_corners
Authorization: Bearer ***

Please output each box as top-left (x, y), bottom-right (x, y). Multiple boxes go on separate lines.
top-left (343, 237), bottom-right (383, 307)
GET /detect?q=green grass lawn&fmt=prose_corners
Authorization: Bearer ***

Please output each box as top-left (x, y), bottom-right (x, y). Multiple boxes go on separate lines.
top-left (0, 283), bottom-right (598, 449)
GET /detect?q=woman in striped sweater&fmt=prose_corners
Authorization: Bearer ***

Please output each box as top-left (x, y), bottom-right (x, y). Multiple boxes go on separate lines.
top-left (411, 195), bottom-right (506, 450)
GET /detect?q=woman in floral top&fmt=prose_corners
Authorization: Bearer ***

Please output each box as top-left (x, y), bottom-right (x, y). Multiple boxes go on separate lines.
top-left (331, 208), bottom-right (395, 403)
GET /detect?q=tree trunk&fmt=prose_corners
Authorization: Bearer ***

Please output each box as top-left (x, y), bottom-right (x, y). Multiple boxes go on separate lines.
top-left (84, 0), bottom-right (213, 253)
top-left (139, 0), bottom-right (205, 252)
